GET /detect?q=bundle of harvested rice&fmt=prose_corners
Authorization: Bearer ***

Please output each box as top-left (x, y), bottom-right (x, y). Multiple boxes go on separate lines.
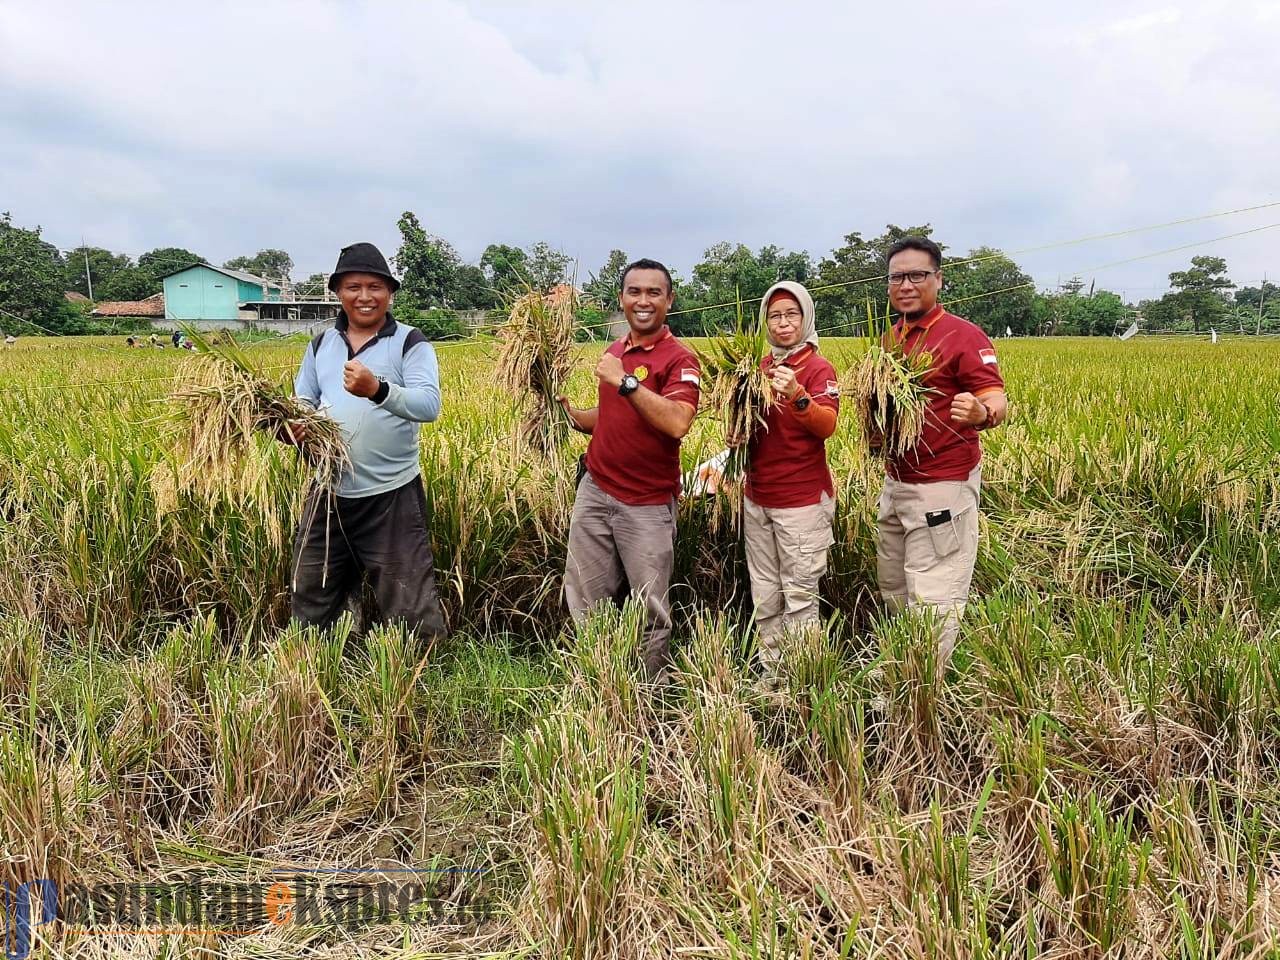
top-left (850, 302), bottom-right (935, 459)
top-left (697, 298), bottom-right (775, 526)
top-left (165, 327), bottom-right (350, 503)
top-left (494, 284), bottom-right (577, 457)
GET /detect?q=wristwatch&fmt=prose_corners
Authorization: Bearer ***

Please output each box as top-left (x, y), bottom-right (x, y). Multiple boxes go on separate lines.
top-left (975, 399), bottom-right (992, 429)
top-left (792, 392), bottom-right (811, 412)
top-left (619, 374), bottom-right (640, 396)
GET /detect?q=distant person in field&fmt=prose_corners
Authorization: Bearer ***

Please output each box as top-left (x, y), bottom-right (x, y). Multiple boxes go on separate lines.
top-left (733, 281), bottom-right (840, 689)
top-left (874, 236), bottom-right (1008, 666)
top-left (284, 242), bottom-right (446, 644)
top-left (4, 334), bottom-right (15, 347)
top-left (557, 259), bottom-right (701, 682)
top-left (171, 329), bottom-right (182, 348)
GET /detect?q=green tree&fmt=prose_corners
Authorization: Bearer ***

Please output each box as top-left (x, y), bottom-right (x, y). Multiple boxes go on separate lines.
top-left (1154, 255), bottom-right (1235, 332)
top-left (224, 248), bottom-right (294, 281)
top-left (584, 249), bottom-right (629, 307)
top-left (1036, 288), bottom-right (1130, 336)
top-left (525, 241), bottom-right (571, 292)
top-left (0, 213), bottom-right (64, 332)
top-left (63, 245), bottom-right (131, 298)
top-left (678, 242), bottom-right (812, 334)
top-left (296, 272), bottom-right (330, 299)
top-left (393, 211), bottom-right (461, 310)
top-left (137, 246), bottom-right (203, 280)
top-left (812, 224), bottom-right (938, 335)
top-left (451, 264), bottom-right (497, 310)
top-left (98, 265), bottom-right (158, 301)
top-left (480, 244), bottom-right (530, 295)
top-left (941, 247), bottom-right (1035, 335)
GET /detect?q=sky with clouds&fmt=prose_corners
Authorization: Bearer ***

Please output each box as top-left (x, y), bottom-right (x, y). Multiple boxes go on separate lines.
top-left (2, 0), bottom-right (1277, 298)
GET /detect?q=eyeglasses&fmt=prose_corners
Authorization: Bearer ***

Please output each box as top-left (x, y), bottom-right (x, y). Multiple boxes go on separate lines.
top-left (887, 270), bottom-right (938, 286)
top-left (766, 309), bottom-right (804, 323)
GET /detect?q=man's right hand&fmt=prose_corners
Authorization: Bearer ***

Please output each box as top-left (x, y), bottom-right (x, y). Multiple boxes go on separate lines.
top-left (281, 420), bottom-right (308, 445)
top-left (556, 396), bottom-right (582, 432)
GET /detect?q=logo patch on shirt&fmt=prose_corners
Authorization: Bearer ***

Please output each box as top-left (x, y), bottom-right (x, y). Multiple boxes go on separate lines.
top-left (979, 348), bottom-right (999, 365)
top-left (824, 380), bottom-right (840, 397)
top-left (679, 367), bottom-right (701, 386)
top-left (633, 364), bottom-right (649, 382)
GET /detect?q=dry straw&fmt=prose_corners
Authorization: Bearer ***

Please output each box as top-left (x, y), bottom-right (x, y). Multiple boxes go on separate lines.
top-left (850, 300), bottom-right (935, 459)
top-left (161, 326), bottom-right (350, 547)
top-left (697, 295), bottom-right (775, 528)
top-left (494, 284), bottom-right (577, 458)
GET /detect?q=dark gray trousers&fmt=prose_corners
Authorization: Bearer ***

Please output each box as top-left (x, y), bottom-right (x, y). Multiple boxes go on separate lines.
top-left (291, 475), bottom-right (446, 641)
top-left (563, 472), bottom-right (677, 679)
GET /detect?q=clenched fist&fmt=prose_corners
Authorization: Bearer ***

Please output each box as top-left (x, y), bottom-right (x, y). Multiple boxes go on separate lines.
top-left (344, 360), bottom-right (380, 398)
top-left (950, 391), bottom-right (989, 426)
top-left (770, 364), bottom-right (800, 400)
top-left (595, 353), bottom-right (625, 389)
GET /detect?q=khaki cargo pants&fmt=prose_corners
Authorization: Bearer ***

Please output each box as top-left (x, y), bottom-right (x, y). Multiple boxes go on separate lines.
top-left (743, 492), bottom-right (836, 679)
top-left (564, 473), bottom-right (677, 680)
top-left (876, 465), bottom-right (981, 665)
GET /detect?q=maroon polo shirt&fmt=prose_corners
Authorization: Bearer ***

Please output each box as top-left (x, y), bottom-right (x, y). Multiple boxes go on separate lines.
top-left (745, 345), bottom-right (840, 508)
top-left (586, 326), bottom-right (701, 505)
top-left (888, 305), bottom-right (1005, 483)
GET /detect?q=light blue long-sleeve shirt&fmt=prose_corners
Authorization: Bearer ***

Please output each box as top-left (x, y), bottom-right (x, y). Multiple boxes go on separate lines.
top-left (294, 312), bottom-right (441, 497)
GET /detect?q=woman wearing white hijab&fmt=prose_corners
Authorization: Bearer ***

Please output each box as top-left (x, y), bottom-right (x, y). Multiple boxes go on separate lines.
top-left (742, 281), bottom-right (840, 688)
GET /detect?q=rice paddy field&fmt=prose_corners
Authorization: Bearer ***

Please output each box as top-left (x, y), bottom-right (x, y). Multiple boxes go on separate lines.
top-left (2, 333), bottom-right (1279, 959)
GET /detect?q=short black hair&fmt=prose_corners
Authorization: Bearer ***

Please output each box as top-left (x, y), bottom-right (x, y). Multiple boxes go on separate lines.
top-left (620, 258), bottom-right (673, 294)
top-left (886, 236), bottom-right (942, 271)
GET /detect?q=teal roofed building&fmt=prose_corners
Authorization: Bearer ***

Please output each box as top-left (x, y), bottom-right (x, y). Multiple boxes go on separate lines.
top-left (160, 263), bottom-right (284, 323)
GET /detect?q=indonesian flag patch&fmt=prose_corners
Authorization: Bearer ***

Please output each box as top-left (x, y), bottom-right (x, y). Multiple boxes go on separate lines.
top-left (978, 348), bottom-right (999, 365)
top-left (680, 367), bottom-right (701, 386)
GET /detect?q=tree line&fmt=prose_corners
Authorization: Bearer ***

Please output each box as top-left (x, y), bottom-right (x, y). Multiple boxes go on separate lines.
top-left (2, 209), bottom-right (1276, 336)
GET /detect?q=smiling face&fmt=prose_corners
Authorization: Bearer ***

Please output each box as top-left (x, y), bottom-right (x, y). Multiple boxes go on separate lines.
top-left (887, 248), bottom-right (943, 317)
top-left (337, 273), bottom-right (392, 330)
top-left (618, 267), bottom-right (673, 339)
top-left (765, 292), bottom-right (804, 348)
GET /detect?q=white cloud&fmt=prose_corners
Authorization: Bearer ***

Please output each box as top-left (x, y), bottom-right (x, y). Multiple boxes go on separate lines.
top-left (1, 0), bottom-right (1276, 292)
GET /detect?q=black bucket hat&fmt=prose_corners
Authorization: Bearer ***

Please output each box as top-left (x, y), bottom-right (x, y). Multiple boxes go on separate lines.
top-left (327, 242), bottom-right (401, 292)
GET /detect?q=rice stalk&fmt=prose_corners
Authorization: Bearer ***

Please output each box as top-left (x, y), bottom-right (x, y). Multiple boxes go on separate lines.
top-left (850, 298), bottom-right (935, 459)
top-left (696, 294), bottom-right (774, 528)
top-left (163, 326), bottom-right (348, 522)
top-left (494, 283), bottom-right (577, 459)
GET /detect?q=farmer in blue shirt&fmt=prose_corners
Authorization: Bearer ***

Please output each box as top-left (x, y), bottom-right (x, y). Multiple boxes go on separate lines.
top-left (286, 242), bottom-right (446, 641)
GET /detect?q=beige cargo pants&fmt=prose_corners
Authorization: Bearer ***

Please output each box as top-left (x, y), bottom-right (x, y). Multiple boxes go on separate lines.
top-left (743, 492), bottom-right (836, 679)
top-left (875, 465), bottom-right (981, 665)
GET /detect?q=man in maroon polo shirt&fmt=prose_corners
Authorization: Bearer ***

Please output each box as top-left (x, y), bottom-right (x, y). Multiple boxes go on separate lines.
top-left (558, 258), bottom-right (701, 680)
top-left (875, 236), bottom-right (1008, 666)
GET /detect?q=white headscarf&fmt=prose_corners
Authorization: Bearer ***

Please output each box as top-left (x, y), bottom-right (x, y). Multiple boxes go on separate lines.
top-left (758, 280), bottom-right (818, 361)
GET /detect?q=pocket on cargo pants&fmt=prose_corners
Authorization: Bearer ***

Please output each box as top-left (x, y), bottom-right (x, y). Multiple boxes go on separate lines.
top-left (924, 506), bottom-right (966, 559)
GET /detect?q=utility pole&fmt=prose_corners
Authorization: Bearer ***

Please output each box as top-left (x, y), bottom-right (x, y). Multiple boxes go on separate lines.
top-left (1258, 273), bottom-right (1267, 337)
top-left (82, 238), bottom-right (94, 301)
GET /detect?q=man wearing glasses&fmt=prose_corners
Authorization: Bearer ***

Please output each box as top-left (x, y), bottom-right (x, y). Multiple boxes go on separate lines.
top-left (875, 236), bottom-right (1008, 667)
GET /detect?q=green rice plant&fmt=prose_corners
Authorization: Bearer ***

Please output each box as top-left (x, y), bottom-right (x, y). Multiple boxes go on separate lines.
top-left (350, 621), bottom-right (435, 811)
top-left (0, 729), bottom-right (86, 892)
top-left (515, 703), bottom-right (647, 960)
top-left (696, 294), bottom-right (775, 527)
top-left (849, 298), bottom-right (936, 458)
top-left (0, 615), bottom-right (41, 714)
top-left (1037, 792), bottom-right (1151, 953)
